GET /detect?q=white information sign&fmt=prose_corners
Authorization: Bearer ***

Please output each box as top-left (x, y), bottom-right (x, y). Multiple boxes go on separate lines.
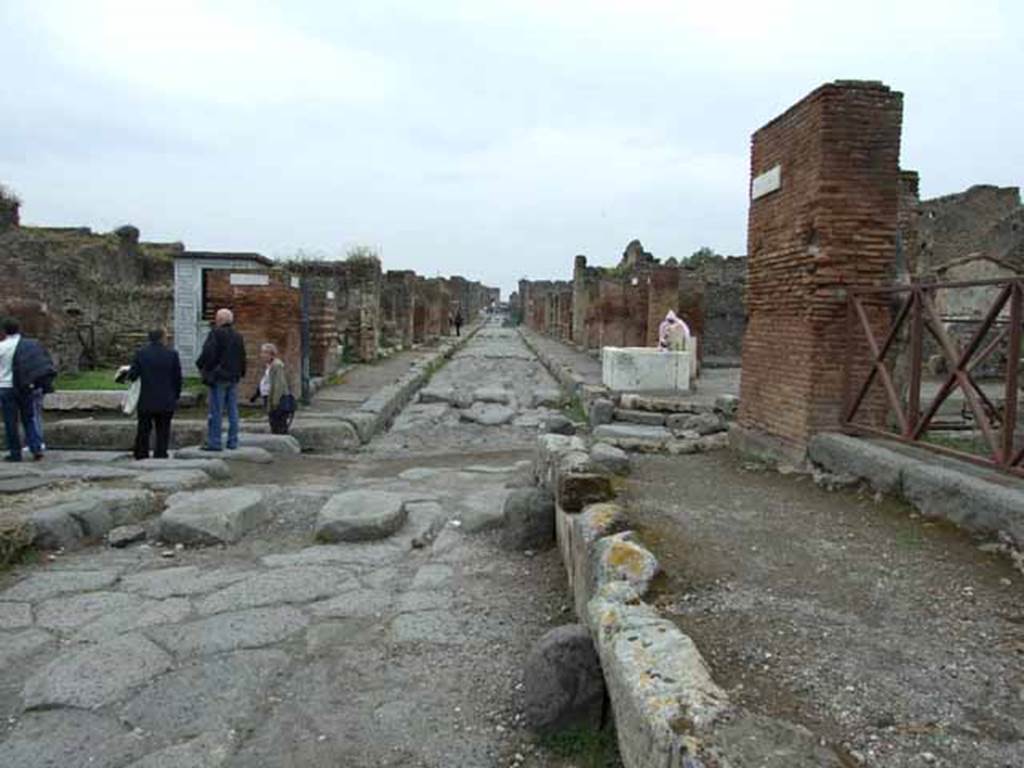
top-left (229, 273), bottom-right (269, 286)
top-left (290, 277), bottom-right (301, 289)
top-left (751, 164), bottom-right (782, 200)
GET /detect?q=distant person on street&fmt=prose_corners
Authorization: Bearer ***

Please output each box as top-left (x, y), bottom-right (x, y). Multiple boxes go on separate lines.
top-left (128, 329), bottom-right (183, 460)
top-left (250, 343), bottom-right (294, 435)
top-left (0, 318), bottom-right (56, 462)
top-left (196, 308), bottom-right (247, 452)
top-left (454, 308), bottom-right (464, 337)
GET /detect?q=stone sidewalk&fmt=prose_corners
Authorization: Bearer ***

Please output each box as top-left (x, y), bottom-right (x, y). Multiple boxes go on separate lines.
top-left (626, 450), bottom-right (1024, 767)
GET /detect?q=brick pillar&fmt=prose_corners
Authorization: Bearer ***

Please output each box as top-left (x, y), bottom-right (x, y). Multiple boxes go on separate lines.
top-left (736, 80), bottom-right (904, 460)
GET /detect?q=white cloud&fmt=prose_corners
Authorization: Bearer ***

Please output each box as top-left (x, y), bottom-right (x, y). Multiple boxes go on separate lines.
top-left (20, 0), bottom-right (400, 106)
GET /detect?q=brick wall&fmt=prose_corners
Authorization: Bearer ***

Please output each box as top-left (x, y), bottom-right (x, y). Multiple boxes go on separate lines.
top-left (738, 80), bottom-right (904, 454)
top-left (204, 270), bottom-right (301, 397)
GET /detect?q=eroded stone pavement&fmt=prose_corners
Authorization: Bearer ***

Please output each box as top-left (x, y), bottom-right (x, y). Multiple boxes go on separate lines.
top-left (0, 325), bottom-right (580, 768)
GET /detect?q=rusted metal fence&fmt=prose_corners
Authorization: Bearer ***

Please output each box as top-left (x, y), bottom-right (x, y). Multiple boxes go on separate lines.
top-left (842, 277), bottom-right (1024, 476)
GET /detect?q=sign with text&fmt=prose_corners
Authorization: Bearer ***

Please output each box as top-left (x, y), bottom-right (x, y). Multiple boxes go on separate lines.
top-left (229, 272), bottom-right (270, 287)
top-left (751, 164), bottom-right (782, 200)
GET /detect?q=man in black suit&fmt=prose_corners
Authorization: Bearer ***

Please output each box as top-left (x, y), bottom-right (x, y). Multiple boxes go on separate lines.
top-left (129, 328), bottom-right (183, 460)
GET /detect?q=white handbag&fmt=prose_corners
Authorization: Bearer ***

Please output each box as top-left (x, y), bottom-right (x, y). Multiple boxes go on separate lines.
top-left (120, 368), bottom-right (141, 416)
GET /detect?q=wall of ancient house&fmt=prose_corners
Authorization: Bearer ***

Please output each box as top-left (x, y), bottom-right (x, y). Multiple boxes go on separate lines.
top-left (912, 185), bottom-right (1024, 274)
top-left (381, 270), bottom-right (416, 349)
top-left (0, 224), bottom-right (179, 374)
top-left (287, 258), bottom-right (382, 363)
top-left (693, 257), bottom-right (747, 359)
top-left (413, 277), bottom-right (451, 341)
top-left (204, 270), bottom-right (302, 397)
top-left (738, 80), bottom-right (903, 454)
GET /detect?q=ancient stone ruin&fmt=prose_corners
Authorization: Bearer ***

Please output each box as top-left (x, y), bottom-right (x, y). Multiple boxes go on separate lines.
top-left (0, 202), bottom-right (498, 386)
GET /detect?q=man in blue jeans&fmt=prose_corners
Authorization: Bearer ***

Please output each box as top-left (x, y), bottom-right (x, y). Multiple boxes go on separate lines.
top-left (196, 308), bottom-right (247, 452)
top-left (0, 318), bottom-right (55, 462)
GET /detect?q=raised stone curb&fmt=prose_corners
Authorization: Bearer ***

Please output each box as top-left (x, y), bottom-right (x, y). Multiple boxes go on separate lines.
top-left (533, 431), bottom-right (825, 767)
top-left (809, 432), bottom-right (1024, 543)
top-left (517, 327), bottom-right (587, 398)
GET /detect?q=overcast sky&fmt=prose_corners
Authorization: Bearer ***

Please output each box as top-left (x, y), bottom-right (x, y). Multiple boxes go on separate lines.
top-left (1, 1), bottom-right (1021, 297)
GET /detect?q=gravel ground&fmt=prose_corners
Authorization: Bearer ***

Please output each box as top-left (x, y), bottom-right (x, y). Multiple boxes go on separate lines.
top-left (626, 450), bottom-right (1024, 768)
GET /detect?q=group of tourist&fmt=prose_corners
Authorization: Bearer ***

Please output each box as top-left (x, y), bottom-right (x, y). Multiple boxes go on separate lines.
top-left (0, 307), bottom-right (294, 462)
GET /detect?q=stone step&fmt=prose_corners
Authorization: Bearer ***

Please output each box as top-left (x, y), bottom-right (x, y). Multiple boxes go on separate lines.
top-left (612, 408), bottom-right (666, 427)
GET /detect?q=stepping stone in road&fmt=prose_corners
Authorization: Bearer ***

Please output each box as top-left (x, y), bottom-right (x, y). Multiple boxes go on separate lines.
top-left (131, 457), bottom-right (231, 479)
top-left (473, 386), bottom-right (512, 405)
top-left (237, 433), bottom-right (302, 454)
top-left (159, 487), bottom-right (269, 545)
top-left (316, 490), bottom-right (409, 543)
top-left (459, 402), bottom-right (516, 426)
top-left (174, 446), bottom-right (274, 464)
top-left (137, 469), bottom-right (211, 494)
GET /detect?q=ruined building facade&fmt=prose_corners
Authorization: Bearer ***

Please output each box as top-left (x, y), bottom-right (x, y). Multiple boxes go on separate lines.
top-left (0, 190), bottom-right (498, 383)
top-left (518, 240), bottom-right (748, 361)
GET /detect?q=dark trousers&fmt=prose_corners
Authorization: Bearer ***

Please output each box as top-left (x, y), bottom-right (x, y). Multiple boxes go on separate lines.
top-left (269, 409), bottom-right (290, 435)
top-left (455, 324), bottom-right (462, 337)
top-left (1, 388), bottom-right (43, 460)
top-left (134, 411), bottom-right (173, 460)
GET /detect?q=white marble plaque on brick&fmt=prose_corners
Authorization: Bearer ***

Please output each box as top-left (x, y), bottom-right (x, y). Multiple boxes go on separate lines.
top-left (751, 164), bottom-right (781, 200)
top-left (230, 273), bottom-right (270, 286)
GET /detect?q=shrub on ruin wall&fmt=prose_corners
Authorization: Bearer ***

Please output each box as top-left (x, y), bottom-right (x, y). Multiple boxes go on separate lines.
top-left (0, 183), bottom-right (20, 231)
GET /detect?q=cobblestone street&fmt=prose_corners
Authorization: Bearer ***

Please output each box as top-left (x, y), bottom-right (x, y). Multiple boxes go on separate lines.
top-left (0, 324), bottom-right (583, 768)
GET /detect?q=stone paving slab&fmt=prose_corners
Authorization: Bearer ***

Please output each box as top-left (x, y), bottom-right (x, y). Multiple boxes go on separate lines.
top-left (146, 605), bottom-right (310, 657)
top-left (22, 632), bottom-right (173, 709)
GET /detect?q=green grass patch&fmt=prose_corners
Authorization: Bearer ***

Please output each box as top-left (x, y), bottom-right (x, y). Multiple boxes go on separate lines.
top-left (563, 393), bottom-right (587, 423)
top-left (539, 726), bottom-right (620, 767)
top-left (55, 369), bottom-right (202, 392)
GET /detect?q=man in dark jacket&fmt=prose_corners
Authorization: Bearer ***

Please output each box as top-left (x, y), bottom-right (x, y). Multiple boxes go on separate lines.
top-left (195, 308), bottom-right (246, 451)
top-left (129, 329), bottom-right (183, 460)
top-left (0, 318), bottom-right (55, 462)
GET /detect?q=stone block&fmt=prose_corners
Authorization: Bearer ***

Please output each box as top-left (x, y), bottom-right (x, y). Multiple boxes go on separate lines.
top-left (594, 531), bottom-right (660, 598)
top-left (238, 433), bottom-right (302, 454)
top-left (614, 409), bottom-right (666, 427)
top-left (28, 505), bottom-right (85, 550)
top-left (315, 490), bottom-right (408, 543)
top-left (107, 524), bottom-right (147, 548)
top-left (534, 434), bottom-right (588, 491)
top-left (159, 487), bottom-right (269, 546)
top-left (715, 394), bottom-right (740, 419)
top-left (590, 443), bottom-right (631, 475)
top-left (588, 398), bottom-right (615, 427)
top-left (601, 346), bottom-right (693, 392)
top-left (472, 386), bottom-right (512, 405)
top-left (667, 412), bottom-right (725, 436)
top-left (524, 624), bottom-right (606, 734)
top-left (558, 472), bottom-right (615, 513)
top-left (459, 402), bottom-right (516, 426)
top-left (542, 414), bottom-right (576, 435)
top-left (501, 488), bottom-right (556, 551)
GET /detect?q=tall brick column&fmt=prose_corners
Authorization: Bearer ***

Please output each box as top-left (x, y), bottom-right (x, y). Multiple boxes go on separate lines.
top-left (736, 80), bottom-right (904, 460)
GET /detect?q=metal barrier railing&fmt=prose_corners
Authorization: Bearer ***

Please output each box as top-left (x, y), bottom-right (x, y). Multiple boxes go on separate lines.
top-left (843, 277), bottom-right (1024, 475)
